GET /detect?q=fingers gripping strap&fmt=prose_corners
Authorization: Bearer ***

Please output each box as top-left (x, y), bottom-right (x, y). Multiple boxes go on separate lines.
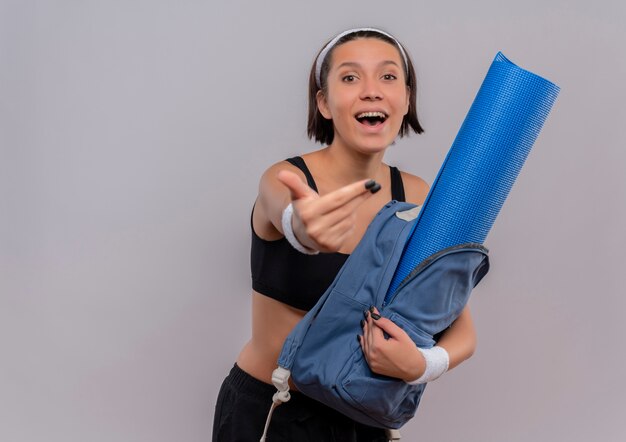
top-left (282, 203), bottom-right (319, 255)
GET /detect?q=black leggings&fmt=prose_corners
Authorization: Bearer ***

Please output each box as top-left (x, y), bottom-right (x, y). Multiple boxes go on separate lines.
top-left (212, 364), bottom-right (388, 442)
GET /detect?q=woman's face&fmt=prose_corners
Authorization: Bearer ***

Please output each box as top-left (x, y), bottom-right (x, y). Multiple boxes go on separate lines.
top-left (317, 38), bottom-right (410, 154)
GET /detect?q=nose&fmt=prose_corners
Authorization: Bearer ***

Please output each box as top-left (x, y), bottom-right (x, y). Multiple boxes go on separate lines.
top-left (360, 77), bottom-right (383, 101)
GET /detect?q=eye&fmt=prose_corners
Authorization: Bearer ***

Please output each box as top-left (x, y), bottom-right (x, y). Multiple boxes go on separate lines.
top-left (382, 74), bottom-right (397, 81)
top-left (342, 74), bottom-right (357, 83)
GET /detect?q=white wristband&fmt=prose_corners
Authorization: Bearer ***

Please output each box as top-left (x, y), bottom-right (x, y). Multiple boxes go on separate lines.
top-left (281, 203), bottom-right (319, 255)
top-left (406, 346), bottom-right (449, 385)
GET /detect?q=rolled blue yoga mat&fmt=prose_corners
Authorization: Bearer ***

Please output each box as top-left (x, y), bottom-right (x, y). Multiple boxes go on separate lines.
top-left (386, 52), bottom-right (560, 298)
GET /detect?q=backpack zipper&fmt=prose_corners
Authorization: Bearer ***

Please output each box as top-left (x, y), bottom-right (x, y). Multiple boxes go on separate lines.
top-left (382, 243), bottom-right (488, 307)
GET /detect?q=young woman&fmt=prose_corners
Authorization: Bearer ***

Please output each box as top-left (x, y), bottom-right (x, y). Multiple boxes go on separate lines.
top-left (212, 28), bottom-right (477, 442)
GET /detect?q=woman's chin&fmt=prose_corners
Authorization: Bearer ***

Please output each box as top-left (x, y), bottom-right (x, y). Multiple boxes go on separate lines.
top-left (354, 135), bottom-right (396, 153)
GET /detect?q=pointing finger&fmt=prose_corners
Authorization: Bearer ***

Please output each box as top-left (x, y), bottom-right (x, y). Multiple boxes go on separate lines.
top-left (316, 179), bottom-right (381, 216)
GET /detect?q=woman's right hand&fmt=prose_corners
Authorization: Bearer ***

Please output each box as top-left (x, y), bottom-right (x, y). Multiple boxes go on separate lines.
top-left (276, 170), bottom-right (378, 253)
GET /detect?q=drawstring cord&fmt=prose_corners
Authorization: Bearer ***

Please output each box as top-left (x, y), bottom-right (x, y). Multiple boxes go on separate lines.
top-left (259, 367), bottom-right (291, 442)
top-left (259, 389), bottom-right (290, 442)
top-left (385, 428), bottom-right (402, 440)
top-left (259, 367), bottom-right (401, 441)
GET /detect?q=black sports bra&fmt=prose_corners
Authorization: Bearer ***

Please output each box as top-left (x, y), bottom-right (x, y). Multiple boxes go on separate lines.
top-left (250, 156), bottom-right (406, 311)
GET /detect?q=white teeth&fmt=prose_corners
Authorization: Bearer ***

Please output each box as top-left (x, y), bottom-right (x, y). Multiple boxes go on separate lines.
top-left (356, 111), bottom-right (387, 119)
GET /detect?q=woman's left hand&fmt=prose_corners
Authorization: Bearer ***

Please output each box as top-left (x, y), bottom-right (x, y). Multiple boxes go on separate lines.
top-left (359, 307), bottom-right (425, 382)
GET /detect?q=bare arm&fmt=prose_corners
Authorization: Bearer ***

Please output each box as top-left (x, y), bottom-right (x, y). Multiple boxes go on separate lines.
top-left (436, 306), bottom-right (476, 371)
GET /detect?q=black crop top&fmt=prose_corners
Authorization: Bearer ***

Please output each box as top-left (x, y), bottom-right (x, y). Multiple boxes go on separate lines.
top-left (251, 156), bottom-right (406, 311)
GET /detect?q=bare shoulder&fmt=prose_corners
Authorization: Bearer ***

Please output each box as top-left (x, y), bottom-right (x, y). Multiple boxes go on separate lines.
top-left (399, 171), bottom-right (430, 206)
top-left (259, 159), bottom-right (306, 188)
top-left (258, 159), bottom-right (309, 202)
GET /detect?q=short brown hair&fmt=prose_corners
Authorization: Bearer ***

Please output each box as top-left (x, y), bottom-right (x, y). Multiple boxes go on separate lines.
top-left (307, 29), bottom-right (424, 145)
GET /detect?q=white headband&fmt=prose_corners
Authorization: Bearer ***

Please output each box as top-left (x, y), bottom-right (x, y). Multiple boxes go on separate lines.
top-left (314, 27), bottom-right (409, 89)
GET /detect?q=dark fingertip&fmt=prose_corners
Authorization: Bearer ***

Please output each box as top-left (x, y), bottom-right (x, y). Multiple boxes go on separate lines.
top-left (369, 305), bottom-right (376, 313)
top-left (363, 310), bottom-right (369, 319)
top-left (371, 312), bottom-right (381, 320)
top-left (364, 179), bottom-right (376, 190)
top-left (360, 319), bottom-right (365, 328)
top-left (370, 183), bottom-right (382, 194)
top-left (356, 334), bottom-right (361, 343)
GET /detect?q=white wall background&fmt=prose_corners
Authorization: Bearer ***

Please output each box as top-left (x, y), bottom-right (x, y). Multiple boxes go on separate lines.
top-left (1, 1), bottom-right (625, 441)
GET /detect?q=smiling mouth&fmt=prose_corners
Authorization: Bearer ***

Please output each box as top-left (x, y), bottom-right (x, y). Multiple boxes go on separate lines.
top-left (355, 111), bottom-right (388, 126)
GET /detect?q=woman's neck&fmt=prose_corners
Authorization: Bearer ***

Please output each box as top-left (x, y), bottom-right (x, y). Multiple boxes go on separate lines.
top-left (316, 143), bottom-right (388, 187)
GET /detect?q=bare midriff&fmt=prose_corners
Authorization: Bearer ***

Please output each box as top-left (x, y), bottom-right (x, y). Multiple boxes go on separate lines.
top-left (236, 291), bottom-right (307, 388)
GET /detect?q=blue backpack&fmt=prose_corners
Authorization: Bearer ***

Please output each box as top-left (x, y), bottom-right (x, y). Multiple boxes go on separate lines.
top-left (265, 200), bottom-right (489, 433)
